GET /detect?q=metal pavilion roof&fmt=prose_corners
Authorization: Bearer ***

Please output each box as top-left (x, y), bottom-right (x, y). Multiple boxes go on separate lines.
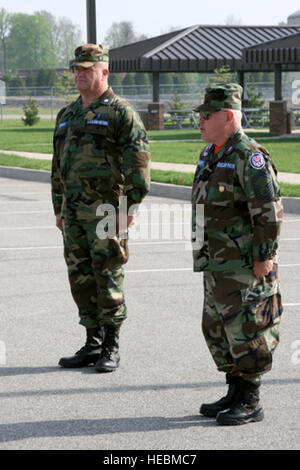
top-left (109, 25), bottom-right (300, 73)
top-left (243, 31), bottom-right (300, 70)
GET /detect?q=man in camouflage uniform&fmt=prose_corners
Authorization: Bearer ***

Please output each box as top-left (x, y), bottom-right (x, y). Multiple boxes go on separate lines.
top-left (51, 44), bottom-right (150, 372)
top-left (191, 83), bottom-right (283, 425)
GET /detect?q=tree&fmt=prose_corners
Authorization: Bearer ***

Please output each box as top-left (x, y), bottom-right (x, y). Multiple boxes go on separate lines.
top-left (122, 73), bottom-right (135, 95)
top-left (36, 68), bottom-right (59, 87)
top-left (104, 21), bottom-right (146, 48)
top-left (108, 73), bottom-right (123, 93)
top-left (167, 92), bottom-right (187, 114)
top-left (207, 65), bottom-right (236, 86)
top-left (26, 70), bottom-right (36, 88)
top-left (0, 8), bottom-right (11, 74)
top-left (173, 72), bottom-right (190, 93)
top-left (36, 69), bottom-right (48, 87)
top-left (135, 72), bottom-right (151, 94)
top-left (22, 98), bottom-right (40, 126)
top-left (225, 15), bottom-right (243, 25)
top-left (53, 17), bottom-right (82, 67)
top-left (6, 13), bottom-right (58, 70)
top-left (166, 92), bottom-right (188, 128)
top-left (246, 83), bottom-right (265, 108)
top-left (159, 73), bottom-right (173, 94)
top-left (55, 71), bottom-right (76, 105)
top-left (8, 74), bottom-right (26, 96)
top-left (3, 10), bottom-right (82, 72)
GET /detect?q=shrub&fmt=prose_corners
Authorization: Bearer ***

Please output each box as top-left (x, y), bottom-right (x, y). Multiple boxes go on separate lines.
top-left (22, 98), bottom-right (40, 126)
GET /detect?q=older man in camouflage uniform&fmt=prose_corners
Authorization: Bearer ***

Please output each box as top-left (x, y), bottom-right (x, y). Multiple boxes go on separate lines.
top-left (51, 44), bottom-right (150, 372)
top-left (191, 83), bottom-right (283, 425)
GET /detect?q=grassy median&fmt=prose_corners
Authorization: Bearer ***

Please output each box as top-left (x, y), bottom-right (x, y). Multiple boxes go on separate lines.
top-left (1, 120), bottom-right (300, 196)
top-left (1, 153), bottom-right (300, 197)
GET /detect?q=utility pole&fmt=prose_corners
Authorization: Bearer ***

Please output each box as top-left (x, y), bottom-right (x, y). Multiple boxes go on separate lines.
top-left (86, 0), bottom-right (97, 43)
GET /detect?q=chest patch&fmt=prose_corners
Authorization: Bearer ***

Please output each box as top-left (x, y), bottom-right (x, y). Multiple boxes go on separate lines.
top-left (216, 162), bottom-right (235, 169)
top-left (86, 112), bottom-right (109, 127)
top-left (86, 119), bottom-right (109, 126)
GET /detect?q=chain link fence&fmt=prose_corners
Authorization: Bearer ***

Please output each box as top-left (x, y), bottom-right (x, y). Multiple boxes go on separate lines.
top-left (1, 81), bottom-right (300, 129)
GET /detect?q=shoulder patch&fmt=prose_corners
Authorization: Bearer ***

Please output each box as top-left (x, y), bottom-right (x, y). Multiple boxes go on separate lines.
top-left (249, 153), bottom-right (265, 170)
top-left (202, 144), bottom-right (212, 157)
top-left (225, 145), bottom-right (234, 155)
top-left (57, 121), bottom-right (69, 129)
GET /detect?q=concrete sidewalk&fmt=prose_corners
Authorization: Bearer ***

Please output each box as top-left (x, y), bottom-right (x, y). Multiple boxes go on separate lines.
top-left (1, 149), bottom-right (300, 185)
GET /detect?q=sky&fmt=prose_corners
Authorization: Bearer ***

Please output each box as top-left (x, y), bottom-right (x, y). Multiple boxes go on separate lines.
top-left (1, 0), bottom-right (300, 42)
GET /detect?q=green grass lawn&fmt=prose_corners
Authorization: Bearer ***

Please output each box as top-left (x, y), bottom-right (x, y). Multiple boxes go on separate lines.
top-left (150, 169), bottom-right (300, 197)
top-left (1, 153), bottom-right (300, 197)
top-left (0, 120), bottom-right (54, 153)
top-left (0, 120), bottom-right (299, 194)
top-left (0, 121), bottom-right (299, 173)
top-left (150, 139), bottom-right (300, 173)
top-left (2, 107), bottom-right (60, 116)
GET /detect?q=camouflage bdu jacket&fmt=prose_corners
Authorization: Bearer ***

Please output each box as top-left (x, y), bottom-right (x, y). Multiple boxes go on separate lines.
top-left (51, 87), bottom-right (150, 221)
top-left (191, 128), bottom-right (283, 274)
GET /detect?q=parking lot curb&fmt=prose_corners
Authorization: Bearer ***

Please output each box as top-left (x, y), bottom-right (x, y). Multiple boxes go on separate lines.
top-left (1, 165), bottom-right (299, 214)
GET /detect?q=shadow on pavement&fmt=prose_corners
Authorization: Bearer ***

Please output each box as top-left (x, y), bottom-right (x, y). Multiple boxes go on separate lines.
top-left (0, 415), bottom-right (217, 443)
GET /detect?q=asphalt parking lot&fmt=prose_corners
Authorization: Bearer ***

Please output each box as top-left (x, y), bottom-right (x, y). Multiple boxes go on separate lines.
top-left (0, 176), bottom-right (299, 451)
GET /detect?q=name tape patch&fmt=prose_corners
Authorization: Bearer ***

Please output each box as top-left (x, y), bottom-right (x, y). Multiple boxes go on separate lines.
top-left (198, 160), bottom-right (235, 169)
top-left (217, 162), bottom-right (235, 169)
top-left (86, 119), bottom-right (109, 126)
top-left (57, 121), bottom-right (69, 129)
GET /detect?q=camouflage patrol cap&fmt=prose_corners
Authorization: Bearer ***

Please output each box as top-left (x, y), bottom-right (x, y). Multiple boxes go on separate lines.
top-left (193, 83), bottom-right (243, 114)
top-left (70, 43), bottom-right (109, 69)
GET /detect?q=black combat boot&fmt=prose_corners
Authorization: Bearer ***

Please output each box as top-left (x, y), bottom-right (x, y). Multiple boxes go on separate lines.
top-left (58, 327), bottom-right (104, 368)
top-left (199, 374), bottom-right (238, 418)
top-left (94, 325), bottom-right (121, 372)
top-left (216, 378), bottom-right (264, 425)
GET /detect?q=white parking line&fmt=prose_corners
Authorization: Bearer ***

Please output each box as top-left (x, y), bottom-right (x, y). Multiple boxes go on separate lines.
top-left (0, 201), bottom-right (50, 203)
top-left (0, 245), bottom-right (62, 251)
top-left (0, 226), bottom-right (55, 230)
top-left (0, 211), bottom-right (52, 214)
top-left (126, 267), bottom-right (192, 273)
top-left (0, 192), bottom-right (49, 195)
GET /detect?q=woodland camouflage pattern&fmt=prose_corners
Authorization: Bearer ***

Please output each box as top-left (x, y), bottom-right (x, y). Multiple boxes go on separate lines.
top-left (70, 43), bottom-right (109, 69)
top-left (193, 83), bottom-right (243, 113)
top-left (191, 128), bottom-right (283, 382)
top-left (51, 87), bottom-right (150, 327)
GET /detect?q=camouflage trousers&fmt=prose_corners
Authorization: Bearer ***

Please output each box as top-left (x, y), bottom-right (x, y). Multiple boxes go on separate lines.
top-left (202, 267), bottom-right (283, 384)
top-left (62, 218), bottom-right (129, 328)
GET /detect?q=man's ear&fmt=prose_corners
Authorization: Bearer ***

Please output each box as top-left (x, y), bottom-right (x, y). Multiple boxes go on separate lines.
top-left (226, 109), bottom-right (234, 122)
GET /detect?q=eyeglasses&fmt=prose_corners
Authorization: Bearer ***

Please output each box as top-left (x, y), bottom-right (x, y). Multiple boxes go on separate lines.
top-left (72, 65), bottom-right (95, 73)
top-left (199, 111), bottom-right (221, 121)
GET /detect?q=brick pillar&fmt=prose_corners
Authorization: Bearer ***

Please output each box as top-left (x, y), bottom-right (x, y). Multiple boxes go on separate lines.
top-left (147, 103), bottom-right (164, 130)
top-left (269, 101), bottom-right (288, 134)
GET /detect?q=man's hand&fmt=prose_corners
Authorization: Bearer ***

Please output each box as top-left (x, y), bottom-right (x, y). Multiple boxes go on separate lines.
top-left (56, 214), bottom-right (63, 231)
top-left (253, 259), bottom-right (273, 278)
top-left (116, 213), bottom-right (136, 234)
